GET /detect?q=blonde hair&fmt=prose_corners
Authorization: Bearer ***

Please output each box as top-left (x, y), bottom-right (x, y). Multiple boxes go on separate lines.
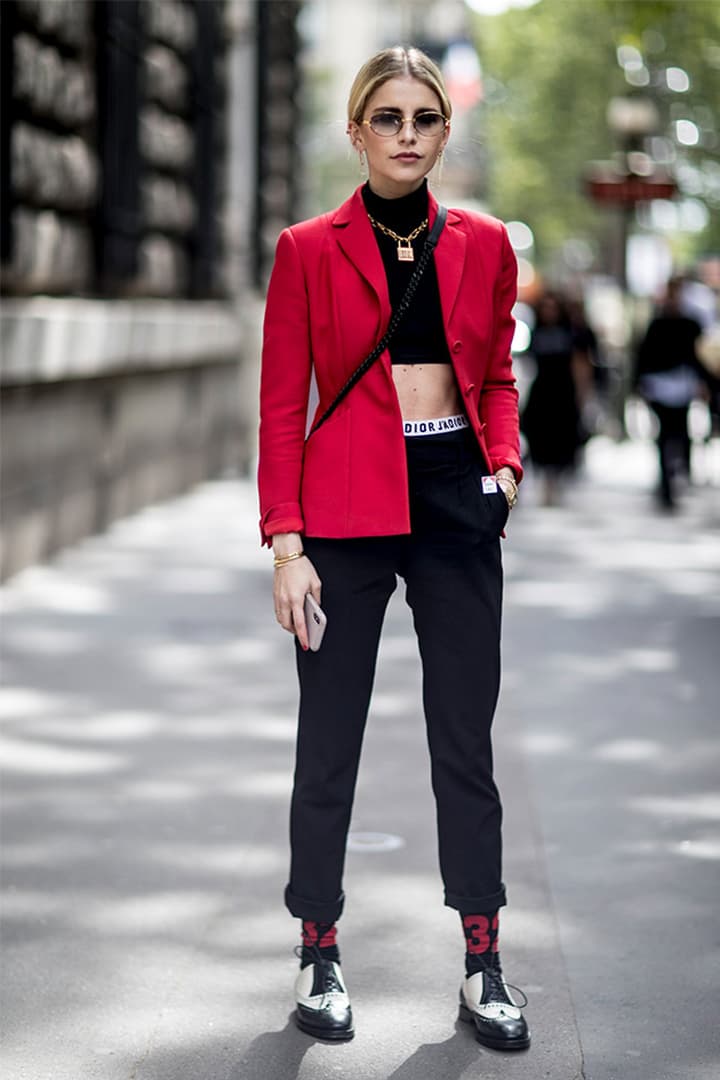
top-left (347, 46), bottom-right (452, 125)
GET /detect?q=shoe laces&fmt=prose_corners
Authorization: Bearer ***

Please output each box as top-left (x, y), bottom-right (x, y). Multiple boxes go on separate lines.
top-left (294, 943), bottom-right (332, 969)
top-left (314, 958), bottom-right (343, 995)
top-left (294, 948), bottom-right (344, 1010)
top-left (481, 960), bottom-right (529, 1010)
top-left (296, 920), bottom-right (338, 966)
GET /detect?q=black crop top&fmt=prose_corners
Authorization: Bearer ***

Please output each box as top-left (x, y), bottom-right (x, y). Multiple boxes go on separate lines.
top-left (361, 181), bottom-right (451, 366)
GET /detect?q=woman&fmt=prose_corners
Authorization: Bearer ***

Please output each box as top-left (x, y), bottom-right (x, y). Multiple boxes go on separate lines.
top-left (521, 291), bottom-right (590, 505)
top-left (258, 46), bottom-right (529, 1052)
top-left (635, 277), bottom-right (705, 508)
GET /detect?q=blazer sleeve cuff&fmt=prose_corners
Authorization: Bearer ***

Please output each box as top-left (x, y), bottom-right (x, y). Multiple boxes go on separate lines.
top-left (488, 446), bottom-right (524, 484)
top-left (259, 503), bottom-right (305, 547)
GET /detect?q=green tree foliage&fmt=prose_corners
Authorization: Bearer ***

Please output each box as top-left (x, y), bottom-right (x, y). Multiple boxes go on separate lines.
top-left (472, 0), bottom-right (720, 276)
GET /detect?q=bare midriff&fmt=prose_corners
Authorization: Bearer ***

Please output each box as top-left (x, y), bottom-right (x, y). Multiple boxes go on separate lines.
top-left (392, 364), bottom-right (464, 421)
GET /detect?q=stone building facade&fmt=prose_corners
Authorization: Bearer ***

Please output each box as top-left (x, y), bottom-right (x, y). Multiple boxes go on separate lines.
top-left (0, 0), bottom-right (302, 579)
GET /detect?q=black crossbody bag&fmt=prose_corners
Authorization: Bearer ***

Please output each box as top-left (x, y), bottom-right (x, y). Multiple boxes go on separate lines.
top-left (307, 205), bottom-right (448, 438)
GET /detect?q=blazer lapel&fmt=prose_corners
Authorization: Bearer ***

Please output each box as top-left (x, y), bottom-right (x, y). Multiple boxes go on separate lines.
top-left (429, 191), bottom-right (466, 329)
top-left (332, 188), bottom-right (390, 322)
top-left (331, 185), bottom-right (466, 333)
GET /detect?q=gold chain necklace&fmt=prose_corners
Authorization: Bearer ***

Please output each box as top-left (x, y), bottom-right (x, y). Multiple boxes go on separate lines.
top-left (366, 213), bottom-right (428, 262)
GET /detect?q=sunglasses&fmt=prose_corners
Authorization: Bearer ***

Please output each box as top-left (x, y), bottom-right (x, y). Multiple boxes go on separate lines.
top-left (362, 111), bottom-right (448, 138)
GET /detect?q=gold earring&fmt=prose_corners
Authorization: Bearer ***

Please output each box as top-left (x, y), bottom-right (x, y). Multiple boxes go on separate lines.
top-left (358, 148), bottom-right (367, 177)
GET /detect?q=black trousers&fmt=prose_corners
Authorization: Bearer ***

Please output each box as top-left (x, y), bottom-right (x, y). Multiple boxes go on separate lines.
top-left (285, 428), bottom-right (510, 924)
top-left (649, 401), bottom-right (691, 506)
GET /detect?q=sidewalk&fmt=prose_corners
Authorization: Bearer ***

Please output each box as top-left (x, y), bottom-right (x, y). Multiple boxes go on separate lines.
top-left (2, 435), bottom-right (718, 1080)
top-left (503, 435), bottom-right (720, 1080)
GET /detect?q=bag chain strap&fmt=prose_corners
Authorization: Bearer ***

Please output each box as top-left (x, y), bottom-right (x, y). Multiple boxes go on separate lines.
top-left (308, 205), bottom-right (448, 438)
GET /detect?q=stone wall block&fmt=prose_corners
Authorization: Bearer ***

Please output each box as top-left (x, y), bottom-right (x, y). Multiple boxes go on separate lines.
top-left (1, 362), bottom-right (246, 580)
top-left (261, 175), bottom-right (291, 215)
top-left (58, 136), bottom-right (98, 206)
top-left (17, 0), bottom-right (92, 50)
top-left (267, 143), bottom-right (293, 175)
top-left (4, 208), bottom-right (91, 292)
top-left (136, 235), bottom-right (189, 296)
top-left (140, 105), bottom-right (194, 171)
top-left (267, 65), bottom-right (295, 96)
top-left (55, 63), bottom-right (94, 128)
top-left (141, 0), bottom-right (197, 54)
top-left (266, 100), bottom-right (295, 137)
top-left (142, 176), bottom-right (196, 233)
top-left (12, 124), bottom-right (98, 209)
top-left (0, 299), bottom-right (243, 384)
top-left (14, 35), bottom-right (59, 114)
top-left (144, 45), bottom-right (188, 112)
top-left (14, 35), bottom-right (94, 127)
top-left (1, 381), bottom-right (106, 479)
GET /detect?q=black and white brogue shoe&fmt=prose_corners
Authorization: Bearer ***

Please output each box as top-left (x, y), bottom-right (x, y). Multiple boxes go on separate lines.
top-left (294, 957), bottom-right (354, 1041)
top-left (458, 961), bottom-right (530, 1051)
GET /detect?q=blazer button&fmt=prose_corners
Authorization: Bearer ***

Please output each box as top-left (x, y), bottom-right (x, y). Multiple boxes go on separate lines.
top-left (452, 341), bottom-right (463, 353)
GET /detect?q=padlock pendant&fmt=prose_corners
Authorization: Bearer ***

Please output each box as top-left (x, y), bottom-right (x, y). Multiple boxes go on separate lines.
top-left (397, 241), bottom-right (414, 262)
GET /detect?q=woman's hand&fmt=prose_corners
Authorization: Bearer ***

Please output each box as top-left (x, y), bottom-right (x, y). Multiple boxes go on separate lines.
top-left (495, 467), bottom-right (518, 509)
top-left (272, 533), bottom-right (322, 651)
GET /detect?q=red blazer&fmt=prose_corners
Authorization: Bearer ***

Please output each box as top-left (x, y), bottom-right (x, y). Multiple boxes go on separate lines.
top-left (258, 185), bottom-right (522, 545)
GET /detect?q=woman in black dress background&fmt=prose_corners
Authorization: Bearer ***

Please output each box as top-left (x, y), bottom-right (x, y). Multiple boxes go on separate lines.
top-left (522, 292), bottom-right (590, 504)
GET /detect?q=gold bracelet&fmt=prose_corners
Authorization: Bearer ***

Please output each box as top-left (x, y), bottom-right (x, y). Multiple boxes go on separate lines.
top-left (495, 474), bottom-right (518, 508)
top-left (495, 474), bottom-right (518, 493)
top-left (273, 550), bottom-right (305, 568)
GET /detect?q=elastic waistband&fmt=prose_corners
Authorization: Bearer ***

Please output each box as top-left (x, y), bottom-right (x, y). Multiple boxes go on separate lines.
top-left (403, 414), bottom-right (469, 438)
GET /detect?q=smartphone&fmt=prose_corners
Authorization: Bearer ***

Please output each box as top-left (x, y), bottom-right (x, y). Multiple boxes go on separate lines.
top-left (304, 593), bottom-right (327, 652)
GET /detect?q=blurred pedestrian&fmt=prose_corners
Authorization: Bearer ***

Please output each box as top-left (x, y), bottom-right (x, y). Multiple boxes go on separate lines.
top-left (635, 277), bottom-right (707, 508)
top-left (680, 275), bottom-right (720, 440)
top-left (521, 291), bottom-right (591, 504)
top-left (258, 46), bottom-right (529, 1051)
top-left (568, 295), bottom-right (606, 437)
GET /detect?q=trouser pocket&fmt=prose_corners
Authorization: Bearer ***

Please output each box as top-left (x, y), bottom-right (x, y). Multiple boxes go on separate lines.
top-left (406, 433), bottom-right (508, 542)
top-left (467, 466), bottom-right (509, 538)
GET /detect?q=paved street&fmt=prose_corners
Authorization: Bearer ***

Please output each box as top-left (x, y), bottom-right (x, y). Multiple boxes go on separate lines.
top-left (2, 434), bottom-right (719, 1080)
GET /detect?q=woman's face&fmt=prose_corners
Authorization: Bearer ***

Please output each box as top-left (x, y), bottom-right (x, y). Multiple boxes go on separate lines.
top-left (350, 75), bottom-right (450, 199)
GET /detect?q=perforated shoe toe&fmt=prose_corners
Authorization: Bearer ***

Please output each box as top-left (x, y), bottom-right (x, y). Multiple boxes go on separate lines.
top-left (294, 958), bottom-right (354, 1041)
top-left (458, 962), bottom-right (530, 1051)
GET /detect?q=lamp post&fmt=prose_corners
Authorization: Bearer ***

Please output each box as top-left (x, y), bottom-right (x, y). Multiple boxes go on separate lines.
top-left (584, 95), bottom-right (673, 290)
top-left (583, 95), bottom-right (677, 434)
top-left (608, 96), bottom-right (662, 290)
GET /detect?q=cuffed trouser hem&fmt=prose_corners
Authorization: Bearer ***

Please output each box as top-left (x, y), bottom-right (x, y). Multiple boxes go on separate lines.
top-left (445, 884), bottom-right (507, 914)
top-left (285, 885), bottom-right (345, 924)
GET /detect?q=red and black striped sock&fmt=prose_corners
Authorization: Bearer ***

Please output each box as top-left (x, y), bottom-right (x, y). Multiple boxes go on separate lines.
top-left (461, 911), bottom-right (500, 975)
top-left (300, 920), bottom-right (340, 968)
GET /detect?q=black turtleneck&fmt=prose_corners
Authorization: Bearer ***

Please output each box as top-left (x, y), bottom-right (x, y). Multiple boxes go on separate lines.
top-left (361, 180), bottom-right (451, 366)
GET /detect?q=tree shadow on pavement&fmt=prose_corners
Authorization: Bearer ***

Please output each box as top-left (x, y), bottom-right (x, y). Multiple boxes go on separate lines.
top-left (232, 1017), bottom-right (327, 1080)
top-left (385, 1023), bottom-right (483, 1080)
top-left (231, 1015), bottom-right (323, 1075)
top-left (234, 1020), bottom-right (486, 1080)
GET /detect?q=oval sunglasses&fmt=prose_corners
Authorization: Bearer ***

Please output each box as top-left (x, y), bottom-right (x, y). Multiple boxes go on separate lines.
top-left (362, 111), bottom-right (448, 138)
